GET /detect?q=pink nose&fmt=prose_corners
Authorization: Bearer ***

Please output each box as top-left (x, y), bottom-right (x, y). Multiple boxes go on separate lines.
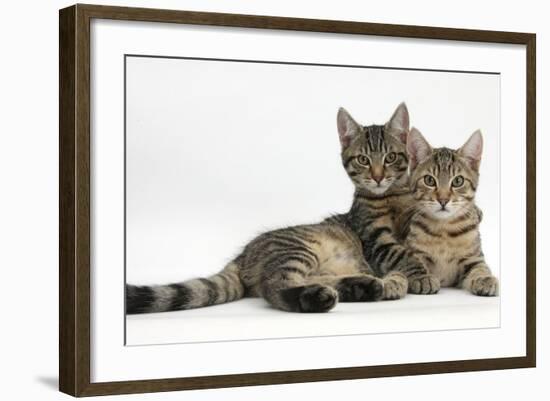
top-left (373, 175), bottom-right (384, 184)
top-left (438, 198), bottom-right (449, 207)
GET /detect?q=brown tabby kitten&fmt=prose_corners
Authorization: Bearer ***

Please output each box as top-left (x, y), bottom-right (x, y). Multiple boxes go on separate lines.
top-left (126, 104), bottom-right (410, 314)
top-left (398, 127), bottom-right (499, 296)
top-left (338, 107), bottom-right (436, 294)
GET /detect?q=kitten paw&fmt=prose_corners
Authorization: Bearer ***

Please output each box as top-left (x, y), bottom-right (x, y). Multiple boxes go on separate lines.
top-left (383, 272), bottom-right (408, 300)
top-left (299, 285), bottom-right (339, 312)
top-left (337, 276), bottom-right (384, 302)
top-left (470, 275), bottom-right (499, 296)
top-left (409, 274), bottom-right (440, 294)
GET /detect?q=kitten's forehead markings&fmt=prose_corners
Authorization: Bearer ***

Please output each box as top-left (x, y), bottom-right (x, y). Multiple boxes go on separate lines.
top-left (433, 148), bottom-right (456, 173)
top-left (364, 125), bottom-right (386, 153)
top-left (364, 127), bottom-right (374, 152)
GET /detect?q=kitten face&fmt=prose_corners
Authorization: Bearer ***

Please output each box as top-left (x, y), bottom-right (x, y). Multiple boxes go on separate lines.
top-left (337, 103), bottom-right (410, 195)
top-left (407, 128), bottom-right (483, 220)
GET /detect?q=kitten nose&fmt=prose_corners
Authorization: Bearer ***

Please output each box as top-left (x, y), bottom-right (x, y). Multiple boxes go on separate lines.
top-left (438, 198), bottom-right (450, 208)
top-left (373, 175), bottom-right (384, 184)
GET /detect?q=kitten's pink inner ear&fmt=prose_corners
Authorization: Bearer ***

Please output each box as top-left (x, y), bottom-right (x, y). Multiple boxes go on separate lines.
top-left (407, 128), bottom-right (431, 170)
top-left (337, 121), bottom-right (349, 145)
top-left (337, 107), bottom-right (358, 148)
top-left (339, 132), bottom-right (351, 148)
top-left (389, 102), bottom-right (410, 133)
top-left (398, 131), bottom-right (407, 145)
top-left (459, 130), bottom-right (483, 170)
top-left (337, 118), bottom-right (350, 147)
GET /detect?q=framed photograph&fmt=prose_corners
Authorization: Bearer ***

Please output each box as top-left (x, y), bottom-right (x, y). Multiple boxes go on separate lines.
top-left (59, 4), bottom-right (536, 397)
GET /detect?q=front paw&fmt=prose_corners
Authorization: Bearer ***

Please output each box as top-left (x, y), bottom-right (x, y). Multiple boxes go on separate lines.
top-left (470, 275), bottom-right (499, 296)
top-left (337, 276), bottom-right (384, 302)
top-left (409, 274), bottom-right (440, 294)
top-left (299, 285), bottom-right (339, 312)
top-left (383, 272), bottom-right (408, 300)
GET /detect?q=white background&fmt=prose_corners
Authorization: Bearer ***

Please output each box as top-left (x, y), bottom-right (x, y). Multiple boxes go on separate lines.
top-left (0, 0), bottom-right (546, 400)
top-left (126, 57), bottom-right (500, 285)
top-left (125, 56), bottom-right (501, 345)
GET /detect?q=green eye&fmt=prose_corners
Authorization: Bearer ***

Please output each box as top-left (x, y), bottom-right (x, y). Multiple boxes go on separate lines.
top-left (357, 155), bottom-right (370, 166)
top-left (385, 152), bottom-right (397, 164)
top-left (452, 175), bottom-right (464, 187)
top-left (424, 175), bottom-right (436, 187)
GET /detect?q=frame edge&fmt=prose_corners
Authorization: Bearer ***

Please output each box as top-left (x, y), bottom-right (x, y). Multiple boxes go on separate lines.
top-left (78, 356), bottom-right (533, 396)
top-left (59, 4), bottom-right (77, 397)
top-left (76, 3), bottom-right (535, 43)
top-left (60, 3), bottom-right (94, 397)
top-left (59, 3), bottom-right (537, 396)
top-left (525, 33), bottom-right (536, 368)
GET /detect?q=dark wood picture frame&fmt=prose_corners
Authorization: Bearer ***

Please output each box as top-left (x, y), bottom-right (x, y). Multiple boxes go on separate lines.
top-left (59, 3), bottom-right (536, 397)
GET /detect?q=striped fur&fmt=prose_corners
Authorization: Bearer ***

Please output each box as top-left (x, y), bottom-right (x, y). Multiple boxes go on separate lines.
top-left (126, 104), bottom-right (412, 314)
top-left (397, 128), bottom-right (498, 296)
top-left (126, 263), bottom-right (245, 314)
top-left (339, 105), bottom-right (434, 293)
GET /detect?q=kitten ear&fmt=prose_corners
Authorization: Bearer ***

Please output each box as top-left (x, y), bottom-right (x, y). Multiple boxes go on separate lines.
top-left (337, 107), bottom-right (362, 148)
top-left (407, 127), bottom-right (432, 171)
top-left (386, 102), bottom-right (409, 144)
top-left (458, 130), bottom-right (483, 171)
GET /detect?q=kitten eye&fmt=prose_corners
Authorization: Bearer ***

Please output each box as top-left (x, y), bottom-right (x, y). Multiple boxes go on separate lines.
top-left (452, 175), bottom-right (464, 187)
top-left (385, 152), bottom-right (397, 164)
top-left (424, 175), bottom-right (437, 187)
top-left (357, 155), bottom-right (370, 166)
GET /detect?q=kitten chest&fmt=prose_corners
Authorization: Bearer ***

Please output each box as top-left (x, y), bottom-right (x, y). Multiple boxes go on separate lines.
top-left (406, 223), bottom-right (480, 287)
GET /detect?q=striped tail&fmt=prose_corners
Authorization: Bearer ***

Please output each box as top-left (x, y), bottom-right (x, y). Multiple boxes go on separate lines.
top-left (126, 262), bottom-right (245, 314)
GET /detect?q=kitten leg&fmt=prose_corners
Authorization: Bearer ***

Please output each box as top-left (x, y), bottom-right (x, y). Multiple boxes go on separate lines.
top-left (355, 212), bottom-right (439, 295)
top-left (371, 239), bottom-right (439, 295)
top-left (356, 260), bottom-right (408, 300)
top-left (381, 271), bottom-right (408, 300)
top-left (401, 251), bottom-right (440, 295)
top-left (459, 258), bottom-right (499, 296)
top-left (316, 274), bottom-right (384, 302)
top-left (261, 267), bottom-right (338, 313)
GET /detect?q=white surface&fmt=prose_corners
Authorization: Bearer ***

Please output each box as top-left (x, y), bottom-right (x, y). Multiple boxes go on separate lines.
top-left (1, 1), bottom-right (547, 401)
top-left (91, 16), bottom-right (524, 383)
top-left (126, 56), bottom-right (501, 285)
top-left (127, 289), bottom-right (499, 345)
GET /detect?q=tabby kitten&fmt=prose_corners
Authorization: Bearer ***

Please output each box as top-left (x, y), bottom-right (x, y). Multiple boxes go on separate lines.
top-left (399, 127), bottom-right (499, 296)
top-left (338, 107), bottom-right (436, 294)
top-left (126, 104), bottom-right (410, 314)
